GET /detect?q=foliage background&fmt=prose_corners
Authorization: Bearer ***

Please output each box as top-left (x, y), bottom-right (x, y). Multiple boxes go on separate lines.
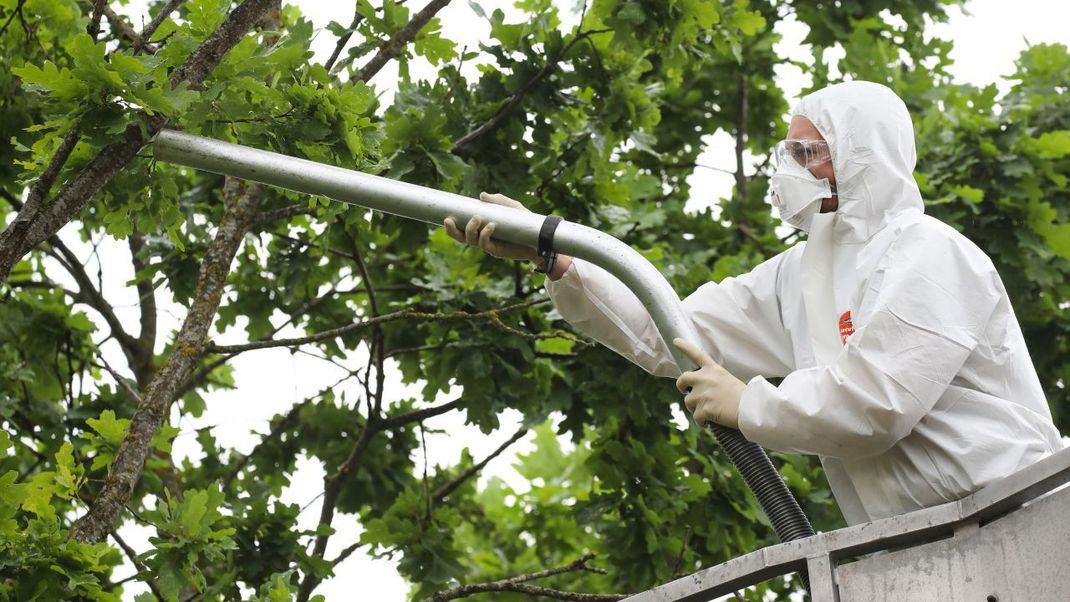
top-left (0, 0), bottom-right (1067, 600)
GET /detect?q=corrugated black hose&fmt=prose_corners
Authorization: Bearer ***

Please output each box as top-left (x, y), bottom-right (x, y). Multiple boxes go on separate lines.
top-left (709, 422), bottom-right (815, 593)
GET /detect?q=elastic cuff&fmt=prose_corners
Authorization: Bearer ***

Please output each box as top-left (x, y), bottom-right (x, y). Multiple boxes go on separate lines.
top-left (736, 375), bottom-right (774, 443)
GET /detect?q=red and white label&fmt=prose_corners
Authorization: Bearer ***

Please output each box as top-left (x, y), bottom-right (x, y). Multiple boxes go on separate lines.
top-left (838, 310), bottom-right (855, 346)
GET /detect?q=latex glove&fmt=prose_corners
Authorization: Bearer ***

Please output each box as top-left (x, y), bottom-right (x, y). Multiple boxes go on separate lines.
top-left (673, 338), bottom-right (746, 429)
top-left (443, 192), bottom-right (539, 262)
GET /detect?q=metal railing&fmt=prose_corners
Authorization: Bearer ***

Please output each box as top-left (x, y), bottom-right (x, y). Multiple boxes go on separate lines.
top-left (625, 446), bottom-right (1070, 602)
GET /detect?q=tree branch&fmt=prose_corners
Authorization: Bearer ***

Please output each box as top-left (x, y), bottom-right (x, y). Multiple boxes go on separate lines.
top-left (104, 0), bottom-right (184, 54)
top-left (171, 352), bottom-right (231, 402)
top-left (431, 426), bottom-right (526, 504)
top-left (340, 218), bottom-right (379, 315)
top-left (670, 526), bottom-right (692, 580)
top-left (299, 398), bottom-right (473, 601)
top-left (534, 133), bottom-right (592, 197)
top-left (297, 416), bottom-right (379, 602)
top-left (298, 223), bottom-right (388, 601)
top-left (352, 228), bottom-right (385, 421)
top-left (42, 236), bottom-right (144, 375)
top-left (205, 298), bottom-right (548, 355)
top-left (111, 530), bottom-right (165, 601)
top-left (734, 70), bottom-right (749, 204)
top-left (128, 231), bottom-right (157, 387)
top-left (381, 398), bottom-right (464, 430)
top-left (102, 6), bottom-right (141, 47)
top-left (253, 202), bottom-right (318, 227)
top-left (142, 0), bottom-right (185, 47)
top-left (322, 417), bottom-right (518, 574)
top-left (383, 341), bottom-right (455, 360)
top-left (93, 355), bottom-right (143, 406)
top-left (95, 345), bottom-right (184, 502)
top-left (166, 0), bottom-right (277, 88)
top-left (356, 0), bottom-right (452, 83)
top-left (452, 28), bottom-right (611, 150)
top-left (329, 539), bottom-right (365, 568)
top-left (69, 179), bottom-right (264, 544)
top-left (0, 0), bottom-right (28, 39)
top-left (0, 0), bottom-right (279, 285)
top-left (172, 281), bottom-right (423, 402)
top-left (428, 553), bottom-right (624, 602)
top-left (34, 122), bottom-right (82, 206)
top-left (486, 315), bottom-right (592, 349)
top-left (696, 163), bottom-right (736, 175)
top-left (3, 278), bottom-right (77, 298)
top-left (87, 0), bottom-right (106, 38)
top-left (0, 122), bottom-right (82, 268)
top-left (271, 231), bottom-right (362, 263)
top-left (324, 8), bottom-right (364, 73)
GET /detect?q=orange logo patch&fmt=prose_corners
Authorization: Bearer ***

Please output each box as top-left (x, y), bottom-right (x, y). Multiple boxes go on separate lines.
top-left (838, 311), bottom-right (855, 346)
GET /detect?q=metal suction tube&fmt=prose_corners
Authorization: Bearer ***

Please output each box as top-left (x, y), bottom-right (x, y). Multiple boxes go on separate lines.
top-left (153, 129), bottom-right (815, 555)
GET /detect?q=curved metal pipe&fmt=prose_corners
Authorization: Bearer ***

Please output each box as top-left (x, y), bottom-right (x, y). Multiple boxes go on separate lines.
top-left (155, 129), bottom-right (701, 368)
top-left (152, 129), bottom-right (814, 554)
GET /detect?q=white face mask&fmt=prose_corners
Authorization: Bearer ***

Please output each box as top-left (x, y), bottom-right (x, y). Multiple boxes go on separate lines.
top-left (769, 159), bottom-right (833, 232)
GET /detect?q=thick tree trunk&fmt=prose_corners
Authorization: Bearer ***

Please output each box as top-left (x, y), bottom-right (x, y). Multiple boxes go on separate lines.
top-left (69, 178), bottom-right (263, 544)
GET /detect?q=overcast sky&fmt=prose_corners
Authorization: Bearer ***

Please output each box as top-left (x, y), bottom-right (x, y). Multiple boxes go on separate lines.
top-left (82, 0), bottom-right (1070, 599)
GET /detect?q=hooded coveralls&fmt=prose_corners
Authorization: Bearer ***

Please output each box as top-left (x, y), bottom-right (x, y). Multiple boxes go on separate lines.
top-left (546, 81), bottom-right (1064, 524)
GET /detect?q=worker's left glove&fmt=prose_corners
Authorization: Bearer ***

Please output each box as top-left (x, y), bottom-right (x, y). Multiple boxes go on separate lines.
top-left (673, 338), bottom-right (746, 429)
top-left (442, 192), bottom-right (540, 262)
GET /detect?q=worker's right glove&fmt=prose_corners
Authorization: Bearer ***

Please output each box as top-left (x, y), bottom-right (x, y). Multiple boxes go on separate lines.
top-left (673, 338), bottom-right (745, 429)
top-left (443, 192), bottom-right (539, 262)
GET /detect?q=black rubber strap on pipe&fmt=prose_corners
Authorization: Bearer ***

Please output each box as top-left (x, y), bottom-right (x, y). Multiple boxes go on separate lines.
top-left (534, 215), bottom-right (562, 274)
top-left (709, 423), bottom-right (814, 592)
top-left (537, 214), bottom-right (562, 257)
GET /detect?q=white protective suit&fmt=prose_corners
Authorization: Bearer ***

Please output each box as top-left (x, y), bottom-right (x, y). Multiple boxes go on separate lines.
top-left (547, 81), bottom-right (1064, 524)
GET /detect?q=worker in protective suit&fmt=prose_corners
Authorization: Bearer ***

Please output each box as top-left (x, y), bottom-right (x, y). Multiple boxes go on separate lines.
top-left (444, 81), bottom-right (1064, 524)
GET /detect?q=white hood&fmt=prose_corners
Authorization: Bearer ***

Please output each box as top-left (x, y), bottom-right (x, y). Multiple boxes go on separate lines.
top-left (792, 81), bottom-right (925, 243)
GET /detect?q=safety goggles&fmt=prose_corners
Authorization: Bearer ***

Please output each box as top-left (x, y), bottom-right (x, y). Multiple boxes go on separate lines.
top-left (774, 139), bottom-right (832, 169)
